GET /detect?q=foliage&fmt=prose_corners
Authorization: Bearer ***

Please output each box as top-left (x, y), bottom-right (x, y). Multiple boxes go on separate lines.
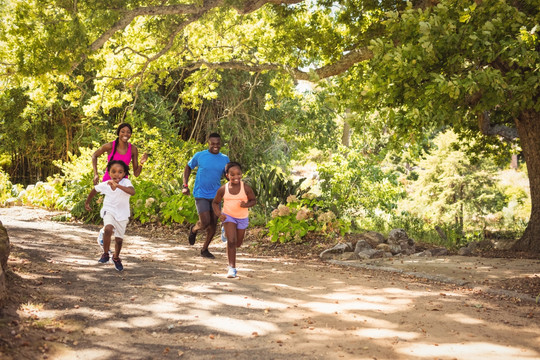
top-left (18, 178), bottom-right (65, 209)
top-left (399, 131), bottom-right (506, 240)
top-left (316, 144), bottom-right (405, 219)
top-left (266, 193), bottom-right (350, 243)
top-left (0, 170), bottom-right (16, 206)
top-left (130, 179), bottom-right (198, 226)
top-left (247, 165), bottom-right (310, 217)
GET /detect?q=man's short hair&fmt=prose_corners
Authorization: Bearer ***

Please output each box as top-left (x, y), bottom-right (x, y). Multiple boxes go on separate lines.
top-left (208, 132), bottom-right (221, 139)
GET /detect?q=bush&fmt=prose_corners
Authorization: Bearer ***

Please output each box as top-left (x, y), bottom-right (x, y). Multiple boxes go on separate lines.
top-left (266, 193), bottom-right (350, 243)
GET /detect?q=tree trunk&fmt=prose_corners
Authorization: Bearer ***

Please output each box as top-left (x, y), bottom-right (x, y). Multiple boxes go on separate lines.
top-left (511, 109), bottom-right (540, 252)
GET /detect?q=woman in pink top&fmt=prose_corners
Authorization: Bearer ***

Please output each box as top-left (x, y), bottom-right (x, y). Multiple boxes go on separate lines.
top-left (212, 162), bottom-right (256, 278)
top-left (91, 123), bottom-right (148, 185)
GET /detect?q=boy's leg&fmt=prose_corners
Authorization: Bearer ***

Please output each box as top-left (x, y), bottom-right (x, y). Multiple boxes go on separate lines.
top-left (113, 237), bottom-right (123, 259)
top-left (102, 225), bottom-right (114, 254)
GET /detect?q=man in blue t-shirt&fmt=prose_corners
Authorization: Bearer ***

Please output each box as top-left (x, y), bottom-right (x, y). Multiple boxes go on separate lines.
top-left (182, 133), bottom-right (230, 258)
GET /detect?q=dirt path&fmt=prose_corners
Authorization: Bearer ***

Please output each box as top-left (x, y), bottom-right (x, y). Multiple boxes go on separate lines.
top-left (1, 207), bottom-right (539, 360)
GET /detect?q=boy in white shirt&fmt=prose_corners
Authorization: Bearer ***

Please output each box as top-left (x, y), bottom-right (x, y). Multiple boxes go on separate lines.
top-left (85, 160), bottom-right (135, 271)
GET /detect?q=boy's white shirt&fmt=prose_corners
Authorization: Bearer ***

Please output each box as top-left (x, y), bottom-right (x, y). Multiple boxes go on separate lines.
top-left (95, 178), bottom-right (133, 221)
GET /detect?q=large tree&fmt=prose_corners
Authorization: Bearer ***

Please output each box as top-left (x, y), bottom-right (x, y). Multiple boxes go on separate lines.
top-left (1, 0), bottom-right (538, 251)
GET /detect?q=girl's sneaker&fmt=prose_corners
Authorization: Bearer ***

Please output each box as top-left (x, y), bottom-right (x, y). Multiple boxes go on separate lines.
top-left (221, 226), bottom-right (227, 243)
top-left (97, 228), bottom-right (104, 248)
top-left (227, 267), bottom-right (237, 278)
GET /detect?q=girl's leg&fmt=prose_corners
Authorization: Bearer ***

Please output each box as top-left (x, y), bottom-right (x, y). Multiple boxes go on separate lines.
top-left (224, 222), bottom-right (237, 268)
top-left (113, 237), bottom-right (123, 259)
top-left (236, 229), bottom-right (246, 248)
top-left (102, 225), bottom-right (114, 254)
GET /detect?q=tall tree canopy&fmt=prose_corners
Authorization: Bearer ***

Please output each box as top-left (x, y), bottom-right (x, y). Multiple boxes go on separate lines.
top-left (1, 0), bottom-right (539, 251)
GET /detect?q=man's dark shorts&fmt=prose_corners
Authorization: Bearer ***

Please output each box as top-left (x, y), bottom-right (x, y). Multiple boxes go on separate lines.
top-left (195, 198), bottom-right (217, 214)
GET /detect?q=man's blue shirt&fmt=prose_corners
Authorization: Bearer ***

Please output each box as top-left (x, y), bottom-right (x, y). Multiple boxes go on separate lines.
top-left (188, 150), bottom-right (230, 199)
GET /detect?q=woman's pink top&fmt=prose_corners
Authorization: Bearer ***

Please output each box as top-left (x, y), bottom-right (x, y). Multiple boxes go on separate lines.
top-left (102, 141), bottom-right (132, 181)
top-left (222, 181), bottom-right (249, 219)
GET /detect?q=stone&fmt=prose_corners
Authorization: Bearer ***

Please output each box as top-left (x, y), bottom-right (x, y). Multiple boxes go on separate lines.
top-left (458, 246), bottom-right (472, 256)
top-left (430, 248), bottom-right (449, 256)
top-left (319, 243), bottom-right (353, 260)
top-left (354, 240), bottom-right (373, 254)
top-left (376, 243), bottom-right (391, 252)
top-left (360, 231), bottom-right (386, 247)
top-left (388, 229), bottom-right (409, 246)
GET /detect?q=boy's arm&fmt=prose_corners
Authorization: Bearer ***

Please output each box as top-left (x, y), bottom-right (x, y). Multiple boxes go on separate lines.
top-left (85, 188), bottom-right (98, 211)
top-left (115, 184), bottom-right (135, 196)
top-left (241, 184), bottom-right (257, 208)
top-left (212, 187), bottom-right (226, 220)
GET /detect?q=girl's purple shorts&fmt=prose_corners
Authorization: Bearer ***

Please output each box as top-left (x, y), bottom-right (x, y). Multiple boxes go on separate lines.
top-left (223, 214), bottom-right (249, 230)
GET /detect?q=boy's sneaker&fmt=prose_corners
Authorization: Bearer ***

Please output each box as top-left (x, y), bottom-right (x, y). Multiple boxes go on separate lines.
top-left (221, 226), bottom-right (227, 243)
top-left (98, 253), bottom-right (110, 264)
top-left (200, 249), bottom-right (215, 259)
top-left (227, 267), bottom-right (237, 278)
top-left (188, 225), bottom-right (197, 245)
top-left (97, 228), bottom-right (104, 248)
top-left (113, 257), bottom-right (123, 272)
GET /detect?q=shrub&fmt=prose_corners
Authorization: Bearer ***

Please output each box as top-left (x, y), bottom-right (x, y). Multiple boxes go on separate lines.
top-left (266, 193), bottom-right (350, 243)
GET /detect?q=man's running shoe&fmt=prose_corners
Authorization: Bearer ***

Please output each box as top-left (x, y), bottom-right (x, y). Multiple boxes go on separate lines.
top-left (188, 225), bottom-right (197, 245)
top-left (200, 249), bottom-right (215, 259)
top-left (113, 257), bottom-right (123, 272)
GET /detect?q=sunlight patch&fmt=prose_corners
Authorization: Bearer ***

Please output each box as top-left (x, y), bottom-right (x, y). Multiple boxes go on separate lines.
top-left (397, 342), bottom-right (540, 359)
top-left (203, 317), bottom-right (279, 336)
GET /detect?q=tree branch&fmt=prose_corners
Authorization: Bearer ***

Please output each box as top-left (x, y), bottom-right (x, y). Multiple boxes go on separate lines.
top-left (183, 47), bottom-right (373, 80)
top-left (478, 111), bottom-right (519, 141)
top-left (71, 0), bottom-right (302, 73)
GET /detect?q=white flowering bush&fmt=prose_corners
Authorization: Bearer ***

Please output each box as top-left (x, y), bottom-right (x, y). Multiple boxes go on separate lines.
top-left (19, 178), bottom-right (65, 209)
top-left (266, 194), bottom-right (349, 243)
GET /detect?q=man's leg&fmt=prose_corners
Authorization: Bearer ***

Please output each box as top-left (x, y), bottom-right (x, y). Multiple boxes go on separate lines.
top-left (201, 210), bottom-right (218, 253)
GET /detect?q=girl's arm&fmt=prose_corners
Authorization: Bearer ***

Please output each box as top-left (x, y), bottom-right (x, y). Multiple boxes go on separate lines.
top-left (85, 188), bottom-right (98, 211)
top-left (91, 142), bottom-right (112, 185)
top-left (212, 187), bottom-right (226, 221)
top-left (241, 184), bottom-right (257, 208)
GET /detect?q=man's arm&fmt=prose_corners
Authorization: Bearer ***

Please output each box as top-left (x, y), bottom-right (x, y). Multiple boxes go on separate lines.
top-left (182, 165), bottom-right (192, 195)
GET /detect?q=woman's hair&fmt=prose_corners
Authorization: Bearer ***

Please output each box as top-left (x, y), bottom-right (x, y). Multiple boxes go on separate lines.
top-left (109, 123), bottom-right (133, 168)
top-left (225, 161), bottom-right (242, 173)
top-left (107, 160), bottom-right (130, 178)
top-left (116, 123), bottom-right (133, 136)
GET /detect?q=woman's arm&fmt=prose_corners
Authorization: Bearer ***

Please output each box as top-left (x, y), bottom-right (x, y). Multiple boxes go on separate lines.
top-left (91, 142), bottom-right (112, 185)
top-left (132, 145), bottom-right (148, 177)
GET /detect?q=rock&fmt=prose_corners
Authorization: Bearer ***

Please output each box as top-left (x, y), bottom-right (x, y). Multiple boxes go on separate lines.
top-left (360, 231), bottom-right (386, 247)
top-left (354, 240), bottom-right (373, 254)
top-left (458, 246), bottom-right (472, 256)
top-left (430, 248), bottom-right (449, 256)
top-left (0, 221), bottom-right (10, 304)
top-left (319, 243), bottom-right (353, 260)
top-left (376, 243), bottom-right (391, 252)
top-left (356, 249), bottom-right (379, 259)
top-left (337, 252), bottom-right (360, 261)
top-left (388, 229), bottom-right (409, 246)
top-left (414, 250), bottom-right (432, 257)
